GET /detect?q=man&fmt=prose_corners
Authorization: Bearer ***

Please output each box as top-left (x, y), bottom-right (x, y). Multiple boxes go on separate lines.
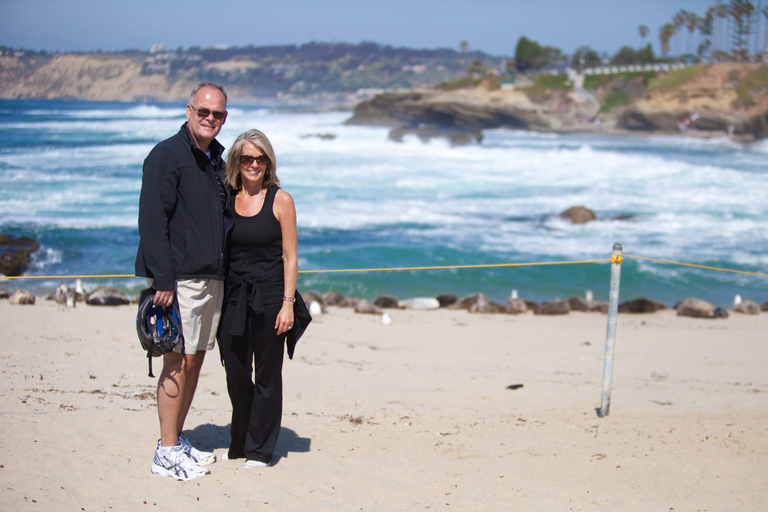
top-left (135, 82), bottom-right (230, 481)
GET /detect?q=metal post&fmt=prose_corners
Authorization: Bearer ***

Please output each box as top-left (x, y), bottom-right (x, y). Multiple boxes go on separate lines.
top-left (598, 243), bottom-right (623, 418)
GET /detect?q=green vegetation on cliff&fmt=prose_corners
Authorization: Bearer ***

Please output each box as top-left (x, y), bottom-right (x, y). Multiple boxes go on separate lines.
top-left (734, 65), bottom-right (768, 108)
top-left (647, 64), bottom-right (705, 91)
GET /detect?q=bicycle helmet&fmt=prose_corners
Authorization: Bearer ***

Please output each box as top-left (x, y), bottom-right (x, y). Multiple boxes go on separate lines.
top-left (136, 289), bottom-right (184, 377)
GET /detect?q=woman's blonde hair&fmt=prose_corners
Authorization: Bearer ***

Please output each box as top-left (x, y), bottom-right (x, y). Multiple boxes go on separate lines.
top-left (224, 129), bottom-right (279, 189)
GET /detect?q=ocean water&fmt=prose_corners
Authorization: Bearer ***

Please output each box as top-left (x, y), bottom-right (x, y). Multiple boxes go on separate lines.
top-left (1, 98), bottom-right (767, 307)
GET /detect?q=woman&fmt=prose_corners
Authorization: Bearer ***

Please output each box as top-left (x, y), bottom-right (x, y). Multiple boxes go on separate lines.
top-left (219, 129), bottom-right (310, 467)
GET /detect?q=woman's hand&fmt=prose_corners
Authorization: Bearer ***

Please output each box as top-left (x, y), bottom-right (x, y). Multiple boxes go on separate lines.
top-left (275, 301), bottom-right (295, 335)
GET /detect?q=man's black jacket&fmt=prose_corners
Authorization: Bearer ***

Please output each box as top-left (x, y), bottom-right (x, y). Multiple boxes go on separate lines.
top-left (135, 123), bottom-right (230, 291)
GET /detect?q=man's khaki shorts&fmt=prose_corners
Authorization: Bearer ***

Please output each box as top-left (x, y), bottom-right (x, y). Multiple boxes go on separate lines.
top-left (147, 278), bottom-right (223, 354)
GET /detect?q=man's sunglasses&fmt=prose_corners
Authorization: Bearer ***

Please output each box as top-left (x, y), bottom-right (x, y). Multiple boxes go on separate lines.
top-left (189, 105), bottom-right (227, 120)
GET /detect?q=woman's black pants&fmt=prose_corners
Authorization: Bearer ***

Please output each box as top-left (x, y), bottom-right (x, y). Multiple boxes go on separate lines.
top-left (219, 301), bottom-right (285, 463)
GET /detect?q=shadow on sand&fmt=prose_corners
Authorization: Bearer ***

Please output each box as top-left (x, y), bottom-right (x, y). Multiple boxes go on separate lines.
top-left (184, 423), bottom-right (311, 465)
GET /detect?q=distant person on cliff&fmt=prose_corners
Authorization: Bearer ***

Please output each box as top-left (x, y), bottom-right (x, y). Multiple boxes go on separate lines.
top-left (135, 82), bottom-right (230, 480)
top-left (217, 129), bottom-right (311, 468)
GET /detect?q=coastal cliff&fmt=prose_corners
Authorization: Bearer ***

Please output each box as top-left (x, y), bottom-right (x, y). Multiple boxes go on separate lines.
top-left (2, 53), bottom-right (766, 140)
top-left (0, 53), bottom-right (250, 102)
top-left (346, 64), bottom-right (768, 141)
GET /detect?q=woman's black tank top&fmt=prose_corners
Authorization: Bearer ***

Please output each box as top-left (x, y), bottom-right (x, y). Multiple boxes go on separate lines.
top-left (229, 187), bottom-right (284, 295)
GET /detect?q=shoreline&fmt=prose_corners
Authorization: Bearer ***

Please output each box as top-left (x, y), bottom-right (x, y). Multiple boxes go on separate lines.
top-left (1, 96), bottom-right (760, 144)
top-left (1, 301), bottom-right (767, 510)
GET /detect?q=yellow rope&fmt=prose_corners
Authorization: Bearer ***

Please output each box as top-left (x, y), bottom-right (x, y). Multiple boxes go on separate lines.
top-left (297, 259), bottom-right (611, 274)
top-left (622, 254), bottom-right (768, 278)
top-left (0, 260), bottom-right (611, 280)
top-left (0, 255), bottom-right (764, 279)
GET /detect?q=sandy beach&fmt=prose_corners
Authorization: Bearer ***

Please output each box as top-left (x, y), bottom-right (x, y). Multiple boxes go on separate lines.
top-left (1, 299), bottom-right (767, 511)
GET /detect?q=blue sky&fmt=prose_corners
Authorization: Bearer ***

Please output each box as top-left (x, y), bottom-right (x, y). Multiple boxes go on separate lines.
top-left (2, 0), bottom-right (714, 56)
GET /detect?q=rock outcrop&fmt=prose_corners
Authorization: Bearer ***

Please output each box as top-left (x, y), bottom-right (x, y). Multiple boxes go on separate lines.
top-left (345, 87), bottom-right (601, 137)
top-left (560, 206), bottom-right (596, 224)
top-left (615, 64), bottom-right (767, 140)
top-left (535, 300), bottom-right (570, 315)
top-left (346, 64), bottom-right (768, 141)
top-left (0, 235), bottom-right (40, 276)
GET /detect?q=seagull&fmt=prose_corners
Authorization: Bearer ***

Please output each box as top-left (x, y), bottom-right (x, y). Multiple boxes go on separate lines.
top-left (52, 283), bottom-right (69, 309)
top-left (309, 301), bottom-right (323, 317)
top-left (74, 279), bottom-right (86, 302)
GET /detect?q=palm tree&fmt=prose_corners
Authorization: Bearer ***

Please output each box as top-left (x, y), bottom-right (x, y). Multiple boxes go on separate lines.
top-left (660, 23), bottom-right (675, 56)
top-left (763, 5), bottom-right (768, 58)
top-left (729, 0), bottom-right (756, 61)
top-left (460, 41), bottom-right (469, 55)
top-left (685, 12), bottom-right (703, 55)
top-left (702, 7), bottom-right (717, 60)
top-left (639, 25), bottom-right (649, 42)
top-left (715, 1), bottom-right (731, 58)
top-left (673, 10), bottom-right (687, 55)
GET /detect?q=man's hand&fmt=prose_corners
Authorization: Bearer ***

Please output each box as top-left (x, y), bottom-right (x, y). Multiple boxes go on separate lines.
top-left (154, 290), bottom-right (174, 307)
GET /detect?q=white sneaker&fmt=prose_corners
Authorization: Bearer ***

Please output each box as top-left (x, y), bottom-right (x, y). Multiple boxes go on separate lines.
top-left (151, 443), bottom-right (210, 481)
top-left (244, 459), bottom-right (270, 468)
top-left (178, 433), bottom-right (216, 466)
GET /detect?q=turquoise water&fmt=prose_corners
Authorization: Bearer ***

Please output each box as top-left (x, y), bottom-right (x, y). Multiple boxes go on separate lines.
top-left (1, 99), bottom-right (766, 307)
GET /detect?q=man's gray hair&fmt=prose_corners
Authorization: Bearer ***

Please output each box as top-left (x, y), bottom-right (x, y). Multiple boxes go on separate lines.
top-left (189, 82), bottom-right (228, 106)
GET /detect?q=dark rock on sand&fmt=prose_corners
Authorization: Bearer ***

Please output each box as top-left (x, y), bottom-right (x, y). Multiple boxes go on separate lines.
top-left (535, 300), bottom-right (570, 315)
top-left (503, 297), bottom-right (528, 314)
top-left (374, 294), bottom-right (401, 309)
top-left (435, 293), bottom-right (457, 308)
top-left (0, 235), bottom-right (41, 277)
top-left (733, 299), bottom-right (760, 315)
top-left (567, 297), bottom-right (590, 312)
top-left (302, 291), bottom-right (326, 309)
top-left (618, 298), bottom-right (669, 313)
top-left (762, 302), bottom-right (768, 312)
top-left (9, 289), bottom-right (36, 305)
top-left (0, 288), bottom-right (11, 299)
top-left (568, 296), bottom-right (609, 313)
top-left (354, 299), bottom-right (381, 315)
top-left (524, 300), bottom-right (541, 314)
top-left (85, 287), bottom-right (130, 306)
top-left (469, 293), bottom-right (504, 314)
top-left (449, 293), bottom-right (480, 310)
top-left (338, 297), bottom-right (361, 308)
top-left (675, 298), bottom-right (728, 319)
top-left (323, 291), bottom-right (345, 306)
top-left (559, 206), bottom-right (596, 224)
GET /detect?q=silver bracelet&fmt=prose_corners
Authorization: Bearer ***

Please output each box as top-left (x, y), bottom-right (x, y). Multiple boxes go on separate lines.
top-left (283, 296), bottom-right (296, 303)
